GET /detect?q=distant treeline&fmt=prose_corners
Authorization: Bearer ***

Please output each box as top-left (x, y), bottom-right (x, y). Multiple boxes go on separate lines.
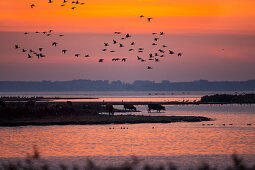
top-left (201, 93), bottom-right (255, 103)
top-left (0, 79), bottom-right (255, 91)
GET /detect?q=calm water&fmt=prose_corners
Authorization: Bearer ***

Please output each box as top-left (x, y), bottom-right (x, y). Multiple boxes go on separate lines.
top-left (0, 91), bottom-right (255, 168)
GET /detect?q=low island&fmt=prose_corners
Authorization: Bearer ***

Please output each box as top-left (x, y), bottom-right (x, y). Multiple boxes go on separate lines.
top-left (0, 100), bottom-right (211, 127)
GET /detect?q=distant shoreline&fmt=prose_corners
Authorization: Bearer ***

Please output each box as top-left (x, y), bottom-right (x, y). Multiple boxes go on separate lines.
top-left (0, 115), bottom-right (211, 127)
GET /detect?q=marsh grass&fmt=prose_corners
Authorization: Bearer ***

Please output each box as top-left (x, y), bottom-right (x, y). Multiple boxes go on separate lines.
top-left (0, 147), bottom-right (254, 170)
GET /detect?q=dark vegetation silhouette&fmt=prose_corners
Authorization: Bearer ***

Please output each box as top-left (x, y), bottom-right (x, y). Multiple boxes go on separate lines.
top-left (1, 147), bottom-right (254, 170)
top-left (200, 93), bottom-right (255, 103)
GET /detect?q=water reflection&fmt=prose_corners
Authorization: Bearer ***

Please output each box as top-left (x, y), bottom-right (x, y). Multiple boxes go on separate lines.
top-left (0, 105), bottom-right (255, 158)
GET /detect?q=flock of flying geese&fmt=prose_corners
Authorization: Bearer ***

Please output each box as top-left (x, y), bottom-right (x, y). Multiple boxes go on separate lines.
top-left (30, 0), bottom-right (85, 10)
top-left (14, 28), bottom-right (182, 70)
top-left (14, 27), bottom-right (182, 69)
top-left (15, 1), bottom-right (183, 70)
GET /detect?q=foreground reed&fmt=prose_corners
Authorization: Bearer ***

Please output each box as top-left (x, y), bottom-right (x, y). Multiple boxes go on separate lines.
top-left (1, 147), bottom-right (254, 170)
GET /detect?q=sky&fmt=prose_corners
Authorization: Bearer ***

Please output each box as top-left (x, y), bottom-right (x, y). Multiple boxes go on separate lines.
top-left (0, 0), bottom-right (255, 82)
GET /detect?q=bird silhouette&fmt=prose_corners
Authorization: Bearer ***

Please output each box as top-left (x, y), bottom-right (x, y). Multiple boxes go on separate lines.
top-left (49, 30), bottom-right (53, 33)
top-left (158, 49), bottom-right (165, 53)
top-left (42, 32), bottom-right (47, 34)
top-left (162, 45), bottom-right (167, 48)
top-left (30, 4), bottom-right (35, 8)
top-left (137, 56), bottom-right (141, 60)
top-left (138, 48), bottom-right (144, 50)
top-left (160, 32), bottom-right (164, 35)
top-left (131, 42), bottom-right (135, 45)
top-left (140, 15), bottom-right (144, 18)
top-left (178, 53), bottom-right (182, 56)
top-left (61, 4), bottom-right (65, 6)
top-left (40, 53), bottom-right (45, 57)
top-left (22, 49), bottom-right (26, 52)
top-left (76, 0), bottom-right (79, 4)
top-left (110, 50), bottom-right (115, 53)
top-left (84, 54), bottom-right (89, 57)
top-left (147, 66), bottom-right (152, 69)
top-left (48, 0), bottom-right (53, 3)
top-left (39, 48), bottom-right (43, 52)
top-left (119, 43), bottom-right (124, 47)
top-left (102, 49), bottom-right (107, 51)
top-left (75, 54), bottom-right (80, 57)
top-left (154, 38), bottom-right (159, 41)
top-left (15, 45), bottom-right (19, 49)
top-left (152, 43), bottom-right (157, 46)
top-left (98, 59), bottom-right (104, 62)
top-left (59, 34), bottom-right (64, 37)
top-left (169, 50), bottom-right (175, 54)
top-left (128, 49), bottom-right (134, 51)
top-left (62, 50), bottom-right (67, 54)
top-left (113, 40), bottom-right (117, 44)
top-left (152, 33), bottom-right (157, 35)
top-left (35, 31), bottom-right (39, 34)
top-left (160, 55), bottom-right (165, 57)
top-left (155, 58), bottom-right (159, 62)
top-left (52, 42), bottom-right (58, 46)
top-left (147, 18), bottom-right (152, 22)
top-left (122, 58), bottom-right (127, 62)
top-left (125, 34), bottom-right (131, 38)
top-left (114, 32), bottom-right (121, 34)
top-left (81, 2), bottom-right (85, 5)
top-left (71, 7), bottom-right (76, 10)
top-left (104, 43), bottom-right (109, 46)
top-left (149, 53), bottom-right (153, 58)
top-left (63, 0), bottom-right (67, 2)
top-left (24, 32), bottom-right (28, 34)
top-left (28, 54), bottom-right (32, 58)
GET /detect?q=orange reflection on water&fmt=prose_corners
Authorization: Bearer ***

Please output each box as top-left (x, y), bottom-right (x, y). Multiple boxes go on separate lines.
top-left (0, 123), bottom-right (254, 158)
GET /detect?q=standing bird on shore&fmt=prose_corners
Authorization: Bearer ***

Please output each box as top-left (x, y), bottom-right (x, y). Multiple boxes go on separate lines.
top-left (30, 4), bottom-right (35, 8)
top-left (131, 42), bottom-right (135, 45)
top-left (71, 7), bottom-right (76, 10)
top-left (122, 58), bottom-right (127, 62)
top-left (104, 43), bottom-right (109, 46)
top-left (75, 54), bottom-right (80, 57)
top-left (62, 50), bottom-right (67, 54)
top-left (114, 32), bottom-right (121, 34)
top-left (22, 49), bottom-right (26, 52)
top-left (99, 59), bottom-right (104, 62)
top-left (178, 53), bottom-right (182, 56)
top-left (140, 15), bottom-right (144, 18)
top-left (48, 0), bottom-right (53, 3)
top-left (147, 18), bottom-right (152, 22)
top-left (113, 40), bottom-right (117, 44)
top-left (15, 45), bottom-right (20, 49)
top-left (39, 48), bottom-right (43, 52)
top-left (28, 54), bottom-right (32, 58)
top-left (147, 66), bottom-right (152, 69)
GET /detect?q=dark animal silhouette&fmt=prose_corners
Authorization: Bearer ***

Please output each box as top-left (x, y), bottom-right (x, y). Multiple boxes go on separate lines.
top-left (124, 104), bottom-right (136, 111)
top-left (140, 15), bottom-right (144, 18)
top-left (178, 53), bottom-right (182, 56)
top-left (122, 58), bottom-right (127, 62)
top-left (106, 103), bottom-right (114, 115)
top-left (148, 104), bottom-right (165, 112)
top-left (99, 59), bottom-right (104, 62)
top-left (113, 40), bottom-right (117, 44)
top-left (147, 66), bottom-right (152, 69)
top-left (84, 54), bottom-right (89, 57)
top-left (75, 54), bottom-right (80, 57)
top-left (15, 45), bottom-right (19, 49)
top-left (52, 42), bottom-right (58, 46)
top-left (147, 18), bottom-right (152, 22)
top-left (62, 50), bottom-right (67, 54)
top-left (169, 50), bottom-right (175, 54)
top-left (28, 54), bottom-right (32, 58)
top-left (114, 32), bottom-right (121, 34)
top-left (131, 42), bottom-right (135, 45)
top-left (30, 4), bottom-right (35, 8)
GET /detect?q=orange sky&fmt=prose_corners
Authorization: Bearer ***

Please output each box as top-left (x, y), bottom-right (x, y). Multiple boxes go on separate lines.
top-left (0, 0), bottom-right (255, 34)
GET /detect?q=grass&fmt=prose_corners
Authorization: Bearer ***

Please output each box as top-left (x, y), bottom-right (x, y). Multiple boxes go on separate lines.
top-left (0, 147), bottom-right (254, 170)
